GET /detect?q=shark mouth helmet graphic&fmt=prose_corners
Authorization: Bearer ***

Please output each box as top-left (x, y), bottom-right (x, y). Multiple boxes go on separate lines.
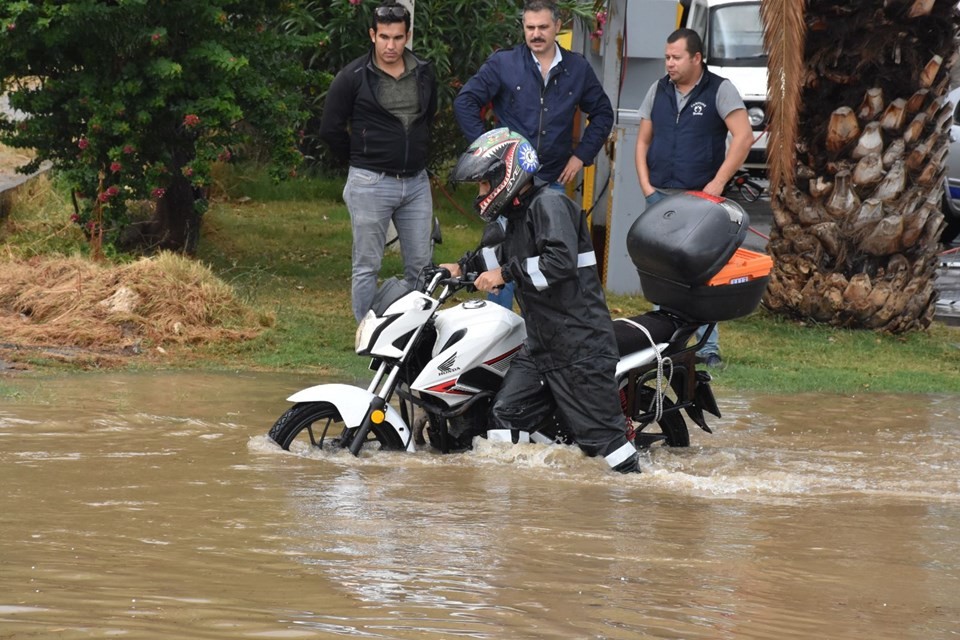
top-left (449, 128), bottom-right (541, 222)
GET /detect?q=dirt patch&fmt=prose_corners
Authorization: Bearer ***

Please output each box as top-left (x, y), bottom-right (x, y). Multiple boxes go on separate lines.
top-left (0, 253), bottom-right (269, 369)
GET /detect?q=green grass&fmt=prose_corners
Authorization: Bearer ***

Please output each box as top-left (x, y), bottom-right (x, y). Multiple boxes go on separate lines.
top-left (192, 169), bottom-right (487, 379)
top-left (5, 166), bottom-right (960, 393)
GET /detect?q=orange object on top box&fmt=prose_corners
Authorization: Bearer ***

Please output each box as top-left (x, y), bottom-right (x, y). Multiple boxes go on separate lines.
top-left (707, 248), bottom-right (774, 286)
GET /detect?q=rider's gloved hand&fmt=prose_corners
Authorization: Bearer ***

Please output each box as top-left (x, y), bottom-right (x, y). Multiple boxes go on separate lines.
top-left (474, 268), bottom-right (505, 294)
top-left (438, 262), bottom-right (461, 278)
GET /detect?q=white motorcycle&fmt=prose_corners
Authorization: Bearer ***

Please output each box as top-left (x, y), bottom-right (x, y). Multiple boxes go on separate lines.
top-left (267, 192), bottom-right (769, 459)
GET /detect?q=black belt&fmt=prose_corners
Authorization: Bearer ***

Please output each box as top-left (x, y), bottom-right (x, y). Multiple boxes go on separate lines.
top-left (385, 169), bottom-right (423, 180)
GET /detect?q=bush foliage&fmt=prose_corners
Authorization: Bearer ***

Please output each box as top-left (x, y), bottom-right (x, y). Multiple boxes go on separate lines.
top-left (0, 1), bottom-right (310, 252)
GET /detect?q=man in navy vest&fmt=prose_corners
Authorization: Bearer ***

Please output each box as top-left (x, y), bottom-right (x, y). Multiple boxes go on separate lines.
top-left (634, 27), bottom-right (752, 369)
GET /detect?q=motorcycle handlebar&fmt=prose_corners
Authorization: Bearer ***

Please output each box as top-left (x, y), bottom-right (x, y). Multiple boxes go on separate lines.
top-left (439, 272), bottom-right (478, 291)
top-left (422, 266), bottom-right (478, 293)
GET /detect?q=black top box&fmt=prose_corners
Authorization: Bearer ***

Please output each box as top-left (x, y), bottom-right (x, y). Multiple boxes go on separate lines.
top-left (626, 192), bottom-right (766, 322)
top-left (627, 192), bottom-right (749, 286)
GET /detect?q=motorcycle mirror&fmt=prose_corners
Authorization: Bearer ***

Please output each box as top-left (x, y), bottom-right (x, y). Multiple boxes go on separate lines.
top-left (480, 220), bottom-right (506, 247)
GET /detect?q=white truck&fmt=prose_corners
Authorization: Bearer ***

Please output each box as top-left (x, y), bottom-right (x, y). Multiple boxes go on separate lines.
top-left (680, 0), bottom-right (768, 175)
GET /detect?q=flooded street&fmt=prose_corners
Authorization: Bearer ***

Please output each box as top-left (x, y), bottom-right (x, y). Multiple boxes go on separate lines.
top-left (1, 371), bottom-right (959, 639)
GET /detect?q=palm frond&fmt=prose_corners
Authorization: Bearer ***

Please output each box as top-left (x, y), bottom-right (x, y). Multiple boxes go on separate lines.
top-left (760, 0), bottom-right (807, 194)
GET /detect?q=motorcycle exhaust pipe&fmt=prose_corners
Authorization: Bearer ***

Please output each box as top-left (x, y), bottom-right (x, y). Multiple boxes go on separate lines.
top-left (348, 397), bottom-right (388, 456)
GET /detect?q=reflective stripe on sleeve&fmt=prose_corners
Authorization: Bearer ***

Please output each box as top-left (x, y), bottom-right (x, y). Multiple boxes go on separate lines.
top-left (578, 250), bottom-right (597, 268)
top-left (481, 247), bottom-right (501, 271)
top-left (525, 256), bottom-right (549, 291)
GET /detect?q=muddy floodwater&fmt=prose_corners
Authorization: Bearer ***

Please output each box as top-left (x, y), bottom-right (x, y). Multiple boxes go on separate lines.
top-left (1, 371), bottom-right (959, 639)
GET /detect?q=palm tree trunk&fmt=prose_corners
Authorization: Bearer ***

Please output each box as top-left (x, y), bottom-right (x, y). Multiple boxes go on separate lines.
top-left (761, 0), bottom-right (959, 332)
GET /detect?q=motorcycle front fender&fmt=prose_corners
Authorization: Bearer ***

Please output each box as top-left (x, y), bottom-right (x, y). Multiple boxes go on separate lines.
top-left (286, 383), bottom-right (415, 452)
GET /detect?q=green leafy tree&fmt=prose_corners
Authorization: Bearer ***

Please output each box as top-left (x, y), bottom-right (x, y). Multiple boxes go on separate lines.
top-left (0, 0), bottom-right (310, 256)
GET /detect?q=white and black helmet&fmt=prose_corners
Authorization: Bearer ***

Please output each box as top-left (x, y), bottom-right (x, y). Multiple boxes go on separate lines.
top-left (449, 128), bottom-right (541, 222)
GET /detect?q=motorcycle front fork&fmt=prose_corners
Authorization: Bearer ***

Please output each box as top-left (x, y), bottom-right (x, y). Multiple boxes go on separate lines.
top-left (347, 359), bottom-right (401, 456)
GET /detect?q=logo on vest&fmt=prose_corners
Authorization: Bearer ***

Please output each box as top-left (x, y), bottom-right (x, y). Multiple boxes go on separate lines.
top-left (691, 101), bottom-right (707, 116)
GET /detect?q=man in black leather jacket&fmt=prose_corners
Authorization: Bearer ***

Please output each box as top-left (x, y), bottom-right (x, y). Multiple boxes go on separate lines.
top-left (319, 2), bottom-right (437, 323)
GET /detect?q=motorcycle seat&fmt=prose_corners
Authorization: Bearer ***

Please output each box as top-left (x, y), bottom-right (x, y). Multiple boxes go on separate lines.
top-left (612, 311), bottom-right (682, 357)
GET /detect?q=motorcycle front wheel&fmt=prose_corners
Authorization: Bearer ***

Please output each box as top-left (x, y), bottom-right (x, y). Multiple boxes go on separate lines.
top-left (268, 402), bottom-right (405, 453)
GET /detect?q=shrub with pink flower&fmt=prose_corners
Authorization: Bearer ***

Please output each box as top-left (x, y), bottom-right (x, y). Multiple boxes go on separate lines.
top-left (0, 1), bottom-right (331, 254)
top-left (591, 10), bottom-right (607, 40)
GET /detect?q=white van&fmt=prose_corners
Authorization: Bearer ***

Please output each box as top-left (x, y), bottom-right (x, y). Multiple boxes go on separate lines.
top-left (680, 0), bottom-right (768, 174)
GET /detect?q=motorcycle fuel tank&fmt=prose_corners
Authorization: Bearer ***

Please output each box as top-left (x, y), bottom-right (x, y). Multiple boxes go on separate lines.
top-left (411, 299), bottom-right (525, 405)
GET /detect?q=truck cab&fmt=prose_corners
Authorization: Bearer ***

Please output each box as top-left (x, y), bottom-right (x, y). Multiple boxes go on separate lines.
top-left (680, 0), bottom-right (768, 175)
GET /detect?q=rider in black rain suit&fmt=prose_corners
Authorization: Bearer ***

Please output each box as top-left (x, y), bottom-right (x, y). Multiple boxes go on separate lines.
top-left (443, 128), bottom-right (639, 473)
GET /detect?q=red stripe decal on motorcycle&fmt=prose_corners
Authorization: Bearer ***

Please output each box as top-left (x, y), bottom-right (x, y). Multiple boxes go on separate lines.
top-left (484, 345), bottom-right (522, 366)
top-left (425, 379), bottom-right (472, 395)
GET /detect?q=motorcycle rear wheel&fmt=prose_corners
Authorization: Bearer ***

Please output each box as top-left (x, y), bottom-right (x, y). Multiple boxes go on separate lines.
top-left (268, 402), bottom-right (405, 453)
top-left (622, 383), bottom-right (691, 448)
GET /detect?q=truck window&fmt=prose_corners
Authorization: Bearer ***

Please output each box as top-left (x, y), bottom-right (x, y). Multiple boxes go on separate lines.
top-left (689, 1), bottom-right (708, 44)
top-left (708, 2), bottom-right (765, 64)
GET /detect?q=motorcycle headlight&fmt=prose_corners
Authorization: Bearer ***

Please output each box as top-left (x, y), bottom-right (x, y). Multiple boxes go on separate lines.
top-left (355, 310), bottom-right (378, 353)
top-left (747, 106), bottom-right (765, 128)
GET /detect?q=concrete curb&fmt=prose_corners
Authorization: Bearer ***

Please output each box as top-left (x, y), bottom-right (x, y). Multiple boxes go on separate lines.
top-left (0, 162), bottom-right (52, 220)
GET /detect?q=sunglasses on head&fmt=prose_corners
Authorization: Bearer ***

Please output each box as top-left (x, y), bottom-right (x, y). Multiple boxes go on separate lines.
top-left (375, 5), bottom-right (408, 19)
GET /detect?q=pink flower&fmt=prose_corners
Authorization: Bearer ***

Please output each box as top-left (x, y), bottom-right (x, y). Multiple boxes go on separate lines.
top-left (78, 137), bottom-right (89, 150)
top-left (151, 187), bottom-right (166, 199)
top-left (123, 145), bottom-right (135, 154)
top-left (98, 193), bottom-right (110, 203)
top-left (182, 166), bottom-right (194, 177)
top-left (183, 114), bottom-right (200, 128)
top-left (6, 23), bottom-right (15, 31)
top-left (151, 33), bottom-right (161, 43)
top-left (70, 213), bottom-right (80, 223)
top-left (110, 162), bottom-right (122, 173)
top-left (106, 185), bottom-right (119, 196)
top-left (217, 149), bottom-right (232, 162)
top-left (349, 0), bottom-right (361, 5)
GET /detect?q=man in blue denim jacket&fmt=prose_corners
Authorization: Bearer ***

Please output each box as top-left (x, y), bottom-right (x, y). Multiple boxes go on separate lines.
top-left (453, 0), bottom-right (613, 309)
top-left (319, 2), bottom-right (437, 323)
